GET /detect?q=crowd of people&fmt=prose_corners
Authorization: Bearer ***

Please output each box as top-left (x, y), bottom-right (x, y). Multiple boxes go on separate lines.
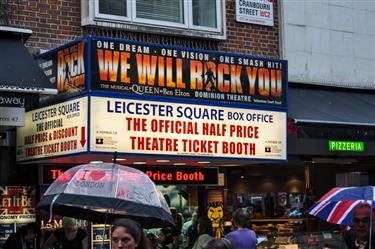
top-left (90, 207), bottom-right (254, 249)
top-left (104, 204), bottom-right (375, 249)
top-left (4, 203), bottom-right (375, 249)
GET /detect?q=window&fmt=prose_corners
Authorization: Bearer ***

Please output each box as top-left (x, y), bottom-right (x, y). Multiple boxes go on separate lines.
top-left (136, 0), bottom-right (184, 24)
top-left (192, 0), bottom-right (217, 28)
top-left (91, 0), bottom-right (223, 35)
top-left (99, 0), bottom-right (127, 17)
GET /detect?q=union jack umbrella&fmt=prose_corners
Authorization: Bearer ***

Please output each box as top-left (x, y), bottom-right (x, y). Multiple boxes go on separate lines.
top-left (308, 186), bottom-right (375, 225)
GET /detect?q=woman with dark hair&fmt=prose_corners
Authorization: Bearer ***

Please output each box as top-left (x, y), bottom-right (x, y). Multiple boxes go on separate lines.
top-left (157, 227), bottom-right (174, 249)
top-left (111, 218), bottom-right (151, 249)
top-left (192, 217), bottom-right (213, 249)
top-left (226, 209), bottom-right (257, 249)
top-left (202, 238), bottom-right (233, 249)
top-left (3, 222), bottom-right (37, 249)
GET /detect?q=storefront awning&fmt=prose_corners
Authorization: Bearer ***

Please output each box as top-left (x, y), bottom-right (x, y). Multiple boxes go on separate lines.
top-left (0, 37), bottom-right (57, 94)
top-left (288, 87), bottom-right (375, 127)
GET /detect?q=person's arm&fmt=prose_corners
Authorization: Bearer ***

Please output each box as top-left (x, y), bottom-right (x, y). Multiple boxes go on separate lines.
top-left (81, 235), bottom-right (88, 249)
top-left (42, 233), bottom-right (58, 249)
top-left (78, 228), bottom-right (88, 249)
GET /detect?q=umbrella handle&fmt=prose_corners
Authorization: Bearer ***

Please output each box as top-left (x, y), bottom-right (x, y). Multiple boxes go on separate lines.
top-left (101, 211), bottom-right (109, 249)
top-left (48, 195), bottom-right (60, 223)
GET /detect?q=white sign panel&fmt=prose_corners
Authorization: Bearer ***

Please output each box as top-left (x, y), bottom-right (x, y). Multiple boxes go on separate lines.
top-left (0, 107), bottom-right (25, 126)
top-left (90, 96), bottom-right (286, 160)
top-left (16, 96), bottom-right (88, 161)
top-left (236, 0), bottom-right (274, 26)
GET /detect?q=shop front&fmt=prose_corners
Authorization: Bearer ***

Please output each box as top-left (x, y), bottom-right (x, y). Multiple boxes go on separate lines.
top-left (15, 36), bottom-right (287, 247)
top-left (288, 85), bottom-right (375, 197)
top-left (0, 25), bottom-right (57, 248)
top-left (247, 85), bottom-right (375, 248)
top-left (222, 86), bottom-right (375, 247)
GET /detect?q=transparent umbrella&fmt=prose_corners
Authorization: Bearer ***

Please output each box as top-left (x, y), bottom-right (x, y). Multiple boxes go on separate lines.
top-left (36, 163), bottom-right (174, 228)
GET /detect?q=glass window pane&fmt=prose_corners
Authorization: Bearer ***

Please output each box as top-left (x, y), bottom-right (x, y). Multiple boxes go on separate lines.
top-left (99, 0), bottom-right (127, 17)
top-left (136, 0), bottom-right (184, 24)
top-left (193, 0), bottom-right (217, 28)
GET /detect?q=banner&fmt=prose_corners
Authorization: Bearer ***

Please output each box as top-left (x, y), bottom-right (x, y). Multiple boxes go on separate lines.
top-left (16, 96), bottom-right (88, 161)
top-left (90, 37), bottom-right (286, 107)
top-left (36, 40), bottom-right (87, 103)
top-left (90, 96), bottom-right (286, 160)
top-left (0, 186), bottom-right (36, 224)
top-left (207, 189), bottom-right (224, 238)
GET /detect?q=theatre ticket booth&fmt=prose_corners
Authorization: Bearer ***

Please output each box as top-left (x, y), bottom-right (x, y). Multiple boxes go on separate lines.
top-left (15, 36), bottom-right (287, 246)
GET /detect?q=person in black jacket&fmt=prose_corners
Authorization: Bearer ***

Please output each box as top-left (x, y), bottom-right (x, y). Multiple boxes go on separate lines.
top-left (42, 217), bottom-right (87, 249)
top-left (345, 203), bottom-right (375, 249)
top-left (3, 222), bottom-right (37, 249)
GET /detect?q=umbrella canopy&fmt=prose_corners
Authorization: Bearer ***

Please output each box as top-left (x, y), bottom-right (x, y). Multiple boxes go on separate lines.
top-left (308, 186), bottom-right (375, 225)
top-left (37, 163), bottom-right (175, 228)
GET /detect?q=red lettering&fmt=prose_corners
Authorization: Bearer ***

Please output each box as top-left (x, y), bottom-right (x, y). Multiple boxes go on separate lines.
top-left (260, 10), bottom-right (270, 17)
top-left (202, 123), bottom-right (227, 136)
top-left (51, 169), bottom-right (63, 180)
top-left (176, 171), bottom-right (205, 181)
top-left (126, 117), bottom-right (147, 132)
top-left (222, 142), bottom-right (256, 155)
top-left (181, 139), bottom-right (219, 153)
top-left (146, 170), bottom-right (173, 181)
top-left (229, 125), bottom-right (259, 138)
top-left (129, 137), bottom-right (178, 152)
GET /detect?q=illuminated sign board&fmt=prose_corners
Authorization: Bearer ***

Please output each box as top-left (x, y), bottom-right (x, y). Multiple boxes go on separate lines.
top-left (90, 96), bottom-right (287, 160)
top-left (329, 140), bottom-right (364, 152)
top-left (90, 37), bottom-right (287, 107)
top-left (140, 167), bottom-right (218, 185)
top-left (16, 96), bottom-right (88, 161)
top-left (37, 41), bottom-right (87, 96)
top-left (42, 165), bottom-right (218, 185)
top-left (37, 37), bottom-right (287, 107)
top-left (0, 186), bottom-right (36, 224)
top-left (23, 37), bottom-right (287, 163)
top-left (42, 165), bottom-right (69, 184)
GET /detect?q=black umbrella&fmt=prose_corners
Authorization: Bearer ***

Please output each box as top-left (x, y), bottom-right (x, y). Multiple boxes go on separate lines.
top-left (36, 163), bottom-right (175, 228)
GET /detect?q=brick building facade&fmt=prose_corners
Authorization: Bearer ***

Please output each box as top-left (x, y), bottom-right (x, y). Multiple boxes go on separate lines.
top-left (5, 0), bottom-right (280, 57)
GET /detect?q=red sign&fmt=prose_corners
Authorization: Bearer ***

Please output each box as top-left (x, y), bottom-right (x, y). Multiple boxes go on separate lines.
top-left (43, 166), bottom-right (218, 185)
top-left (0, 186), bottom-right (36, 224)
top-left (140, 167), bottom-right (218, 185)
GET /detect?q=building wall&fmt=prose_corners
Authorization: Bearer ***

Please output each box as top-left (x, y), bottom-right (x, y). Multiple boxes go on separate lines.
top-left (281, 1), bottom-right (375, 89)
top-left (6, 0), bottom-right (82, 53)
top-left (6, 0), bottom-right (280, 57)
top-left (219, 0), bottom-right (280, 56)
